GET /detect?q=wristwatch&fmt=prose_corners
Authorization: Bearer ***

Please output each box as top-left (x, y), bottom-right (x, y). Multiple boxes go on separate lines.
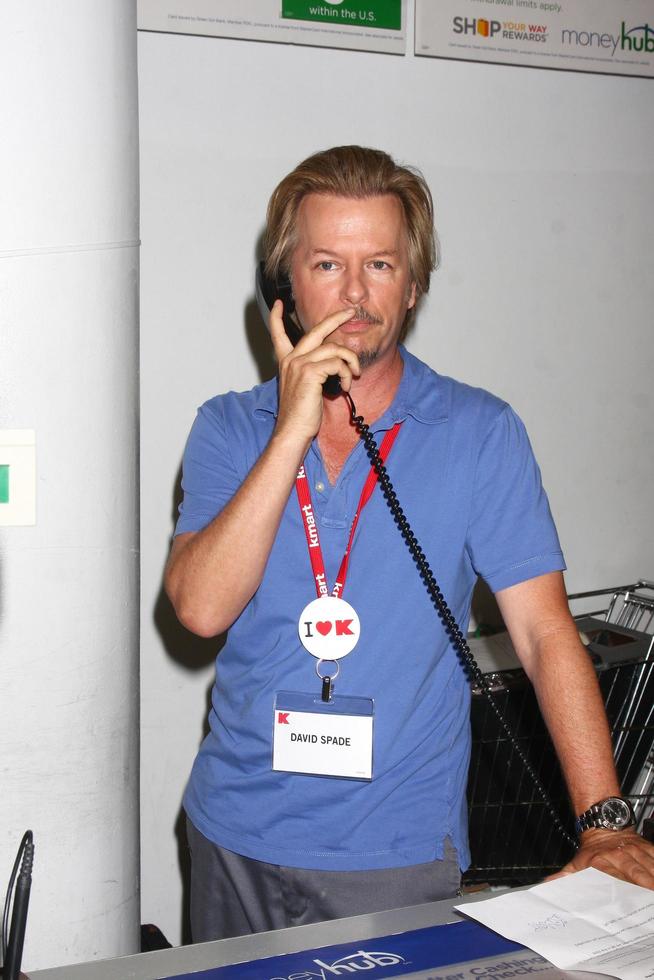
top-left (575, 796), bottom-right (636, 835)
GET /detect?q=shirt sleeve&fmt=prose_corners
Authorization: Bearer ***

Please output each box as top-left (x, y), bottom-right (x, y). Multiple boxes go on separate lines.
top-left (466, 404), bottom-right (566, 593)
top-left (174, 400), bottom-right (242, 536)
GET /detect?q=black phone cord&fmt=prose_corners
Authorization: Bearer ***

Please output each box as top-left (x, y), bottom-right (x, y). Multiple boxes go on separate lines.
top-left (345, 392), bottom-right (578, 852)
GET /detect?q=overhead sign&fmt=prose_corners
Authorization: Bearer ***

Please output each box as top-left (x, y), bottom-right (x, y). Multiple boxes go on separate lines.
top-left (138, 0), bottom-right (406, 54)
top-left (415, 0), bottom-right (654, 77)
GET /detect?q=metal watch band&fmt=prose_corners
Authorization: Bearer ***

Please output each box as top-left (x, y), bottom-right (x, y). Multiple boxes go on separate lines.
top-left (575, 796), bottom-right (636, 835)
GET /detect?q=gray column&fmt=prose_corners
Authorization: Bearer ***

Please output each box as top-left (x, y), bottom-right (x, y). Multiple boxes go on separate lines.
top-left (0, 0), bottom-right (139, 970)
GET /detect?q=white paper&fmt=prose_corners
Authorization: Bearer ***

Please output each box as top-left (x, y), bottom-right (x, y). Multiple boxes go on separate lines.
top-left (456, 869), bottom-right (654, 979)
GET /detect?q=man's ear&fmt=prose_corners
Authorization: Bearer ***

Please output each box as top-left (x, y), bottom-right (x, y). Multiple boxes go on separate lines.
top-left (407, 281), bottom-right (417, 310)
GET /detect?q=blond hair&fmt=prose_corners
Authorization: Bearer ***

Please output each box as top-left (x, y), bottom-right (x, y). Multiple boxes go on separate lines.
top-left (264, 146), bottom-right (438, 311)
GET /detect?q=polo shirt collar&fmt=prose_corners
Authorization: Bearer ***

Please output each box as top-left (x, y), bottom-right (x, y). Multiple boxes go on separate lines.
top-left (251, 345), bottom-right (448, 428)
top-left (378, 346), bottom-right (448, 430)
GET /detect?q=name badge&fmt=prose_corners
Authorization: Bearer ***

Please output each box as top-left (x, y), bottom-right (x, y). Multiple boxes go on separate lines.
top-left (272, 691), bottom-right (374, 781)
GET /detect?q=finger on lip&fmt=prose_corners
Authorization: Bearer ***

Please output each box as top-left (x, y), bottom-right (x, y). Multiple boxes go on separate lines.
top-left (312, 307), bottom-right (357, 337)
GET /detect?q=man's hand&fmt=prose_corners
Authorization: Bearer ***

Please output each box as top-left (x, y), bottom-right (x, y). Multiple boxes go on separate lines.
top-left (549, 830), bottom-right (654, 890)
top-left (165, 300), bottom-right (363, 637)
top-left (270, 299), bottom-right (360, 446)
top-left (497, 576), bottom-right (654, 894)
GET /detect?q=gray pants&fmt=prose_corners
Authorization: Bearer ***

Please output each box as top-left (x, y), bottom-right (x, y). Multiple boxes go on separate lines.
top-left (186, 817), bottom-right (461, 942)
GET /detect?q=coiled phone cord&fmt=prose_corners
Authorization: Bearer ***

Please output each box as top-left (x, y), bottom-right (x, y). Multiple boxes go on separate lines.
top-left (344, 391), bottom-right (578, 852)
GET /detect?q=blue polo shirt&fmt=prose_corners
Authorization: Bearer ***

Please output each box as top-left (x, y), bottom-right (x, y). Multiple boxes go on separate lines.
top-left (176, 348), bottom-right (565, 871)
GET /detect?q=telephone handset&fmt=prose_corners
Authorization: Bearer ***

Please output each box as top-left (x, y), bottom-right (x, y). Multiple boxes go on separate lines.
top-left (255, 261), bottom-right (342, 396)
top-left (253, 263), bottom-right (576, 853)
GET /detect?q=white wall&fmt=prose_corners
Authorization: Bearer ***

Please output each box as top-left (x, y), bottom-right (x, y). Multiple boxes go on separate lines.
top-left (138, 9), bottom-right (654, 944)
top-left (1, 1), bottom-right (140, 970)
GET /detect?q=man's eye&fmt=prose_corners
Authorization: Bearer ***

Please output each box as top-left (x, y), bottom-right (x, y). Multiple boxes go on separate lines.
top-left (370, 260), bottom-right (390, 270)
top-left (318, 261), bottom-right (336, 271)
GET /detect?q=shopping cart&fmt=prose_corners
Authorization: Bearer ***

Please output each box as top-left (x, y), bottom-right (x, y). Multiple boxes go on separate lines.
top-left (463, 580), bottom-right (654, 887)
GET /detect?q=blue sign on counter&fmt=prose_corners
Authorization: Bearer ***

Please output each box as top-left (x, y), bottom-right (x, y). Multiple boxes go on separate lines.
top-left (161, 919), bottom-right (526, 980)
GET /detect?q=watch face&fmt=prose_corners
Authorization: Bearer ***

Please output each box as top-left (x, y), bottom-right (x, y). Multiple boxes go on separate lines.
top-left (600, 798), bottom-right (632, 828)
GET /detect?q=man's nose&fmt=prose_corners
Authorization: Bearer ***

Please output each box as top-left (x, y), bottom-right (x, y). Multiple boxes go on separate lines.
top-left (341, 268), bottom-right (367, 306)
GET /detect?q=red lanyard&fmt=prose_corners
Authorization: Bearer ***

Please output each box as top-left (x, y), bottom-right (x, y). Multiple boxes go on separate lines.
top-left (295, 423), bottom-right (402, 599)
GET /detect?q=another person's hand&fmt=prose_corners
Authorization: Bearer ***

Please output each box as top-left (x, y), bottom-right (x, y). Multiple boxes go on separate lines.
top-left (549, 830), bottom-right (654, 890)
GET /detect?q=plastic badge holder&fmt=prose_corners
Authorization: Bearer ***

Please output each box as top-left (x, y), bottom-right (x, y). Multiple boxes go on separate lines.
top-left (272, 691), bottom-right (374, 781)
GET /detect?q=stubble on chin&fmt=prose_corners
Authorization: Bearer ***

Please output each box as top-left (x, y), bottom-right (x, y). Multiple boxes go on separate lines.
top-left (357, 349), bottom-right (380, 370)
top-left (347, 307), bottom-right (385, 370)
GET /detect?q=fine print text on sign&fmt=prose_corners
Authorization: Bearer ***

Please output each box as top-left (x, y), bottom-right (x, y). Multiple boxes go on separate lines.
top-left (415, 0), bottom-right (654, 78)
top-left (138, 0), bottom-right (406, 55)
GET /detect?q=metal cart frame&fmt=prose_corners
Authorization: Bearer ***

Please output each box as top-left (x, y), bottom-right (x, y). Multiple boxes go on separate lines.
top-left (464, 580), bottom-right (654, 887)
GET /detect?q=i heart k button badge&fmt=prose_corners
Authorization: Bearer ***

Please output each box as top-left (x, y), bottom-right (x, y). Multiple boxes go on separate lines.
top-left (298, 596), bottom-right (360, 659)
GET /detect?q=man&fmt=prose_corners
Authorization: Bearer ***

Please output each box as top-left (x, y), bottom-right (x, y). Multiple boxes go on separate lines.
top-left (166, 146), bottom-right (654, 942)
